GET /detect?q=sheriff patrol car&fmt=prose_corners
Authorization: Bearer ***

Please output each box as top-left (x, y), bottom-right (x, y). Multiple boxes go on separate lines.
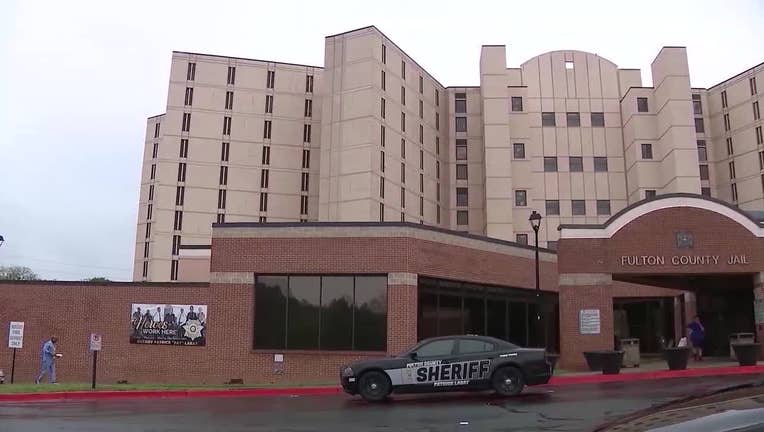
top-left (340, 335), bottom-right (552, 402)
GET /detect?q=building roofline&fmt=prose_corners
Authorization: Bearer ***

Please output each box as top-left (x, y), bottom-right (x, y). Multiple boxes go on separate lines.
top-left (558, 193), bottom-right (764, 231)
top-left (172, 51), bottom-right (323, 69)
top-left (708, 61), bottom-right (764, 90)
top-left (0, 280), bottom-right (210, 287)
top-left (507, 85), bottom-right (528, 88)
top-left (326, 26), bottom-right (446, 89)
top-left (481, 44), bottom-right (506, 48)
top-left (620, 86), bottom-right (654, 102)
top-left (213, 221), bottom-right (557, 254)
top-left (146, 113), bottom-right (166, 120)
top-left (446, 86), bottom-right (480, 89)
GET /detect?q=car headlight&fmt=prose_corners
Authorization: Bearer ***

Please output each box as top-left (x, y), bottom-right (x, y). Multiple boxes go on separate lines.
top-left (341, 366), bottom-right (354, 377)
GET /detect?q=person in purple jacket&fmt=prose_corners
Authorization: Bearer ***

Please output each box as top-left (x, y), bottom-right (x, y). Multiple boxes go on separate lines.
top-left (687, 316), bottom-right (705, 361)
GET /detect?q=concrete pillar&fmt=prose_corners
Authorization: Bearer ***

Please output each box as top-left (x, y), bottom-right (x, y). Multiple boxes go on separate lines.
top-left (558, 273), bottom-right (614, 370)
top-left (754, 273), bottom-right (764, 358)
top-left (387, 273), bottom-right (418, 355)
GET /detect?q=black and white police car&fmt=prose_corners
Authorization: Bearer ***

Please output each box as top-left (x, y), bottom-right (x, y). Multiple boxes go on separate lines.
top-left (340, 335), bottom-right (552, 402)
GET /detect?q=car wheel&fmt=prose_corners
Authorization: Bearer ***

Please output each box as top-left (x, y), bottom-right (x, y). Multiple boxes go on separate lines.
top-left (491, 366), bottom-right (525, 396)
top-left (358, 370), bottom-right (391, 402)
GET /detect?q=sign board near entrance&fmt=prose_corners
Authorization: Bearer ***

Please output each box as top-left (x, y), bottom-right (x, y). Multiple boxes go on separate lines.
top-left (579, 309), bottom-right (601, 335)
top-left (89, 333), bottom-right (102, 351)
top-left (8, 321), bottom-right (24, 349)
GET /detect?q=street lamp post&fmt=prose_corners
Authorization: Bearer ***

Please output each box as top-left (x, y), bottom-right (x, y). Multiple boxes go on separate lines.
top-left (528, 211), bottom-right (543, 349)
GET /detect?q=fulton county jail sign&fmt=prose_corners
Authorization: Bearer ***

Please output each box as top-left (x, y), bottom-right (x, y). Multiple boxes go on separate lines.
top-left (620, 255), bottom-right (750, 267)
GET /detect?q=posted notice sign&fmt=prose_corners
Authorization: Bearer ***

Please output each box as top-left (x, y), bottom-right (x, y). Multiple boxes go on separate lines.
top-left (8, 321), bottom-right (24, 349)
top-left (579, 309), bottom-right (601, 335)
top-left (89, 333), bottom-right (102, 351)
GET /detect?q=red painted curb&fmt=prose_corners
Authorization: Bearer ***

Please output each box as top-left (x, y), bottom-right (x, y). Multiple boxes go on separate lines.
top-left (547, 365), bottom-right (764, 386)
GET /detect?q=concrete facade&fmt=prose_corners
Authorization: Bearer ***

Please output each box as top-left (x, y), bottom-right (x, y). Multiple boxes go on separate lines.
top-left (134, 26), bottom-right (763, 282)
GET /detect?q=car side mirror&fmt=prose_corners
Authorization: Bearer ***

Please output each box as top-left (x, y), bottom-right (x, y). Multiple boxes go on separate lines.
top-left (409, 351), bottom-right (418, 360)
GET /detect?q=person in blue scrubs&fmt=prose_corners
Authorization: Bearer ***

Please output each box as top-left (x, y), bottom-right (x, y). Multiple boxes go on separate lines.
top-left (35, 336), bottom-right (59, 384)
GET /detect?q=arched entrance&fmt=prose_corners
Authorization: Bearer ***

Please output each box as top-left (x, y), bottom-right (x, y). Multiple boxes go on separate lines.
top-left (557, 194), bottom-right (764, 369)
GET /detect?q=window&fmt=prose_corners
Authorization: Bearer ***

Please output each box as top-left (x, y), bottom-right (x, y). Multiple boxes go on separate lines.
top-left (302, 149), bottom-right (310, 169)
top-left (186, 62), bottom-right (196, 81)
top-left (177, 162), bottom-right (186, 182)
top-left (507, 143), bottom-right (524, 160)
top-left (731, 183), bottom-right (738, 202)
top-left (566, 112), bottom-right (580, 127)
top-left (400, 162), bottom-right (405, 182)
top-left (515, 190), bottom-right (527, 207)
top-left (305, 75), bottom-right (314, 93)
top-left (542, 112), bottom-right (556, 126)
top-left (180, 139), bottom-right (189, 158)
top-left (174, 210), bottom-right (183, 231)
top-left (754, 101), bottom-right (760, 120)
top-left (591, 112), bottom-right (605, 127)
top-left (645, 190), bottom-right (657, 199)
top-left (419, 75), bottom-right (423, 93)
top-left (458, 339), bottom-right (495, 354)
top-left (182, 112), bottom-right (191, 132)
top-left (303, 124), bottom-right (312, 143)
top-left (219, 116), bottom-right (231, 136)
top-left (436, 205), bottom-right (441, 224)
top-left (456, 164), bottom-right (468, 180)
top-left (594, 157), bottom-right (608, 172)
top-left (511, 97), bottom-right (523, 112)
top-left (699, 164), bottom-right (709, 180)
top-left (419, 124), bottom-right (424, 144)
top-left (221, 141), bottom-right (229, 161)
top-left (213, 213), bottom-right (223, 224)
top-left (637, 97), bottom-right (649, 112)
top-left (516, 234), bottom-right (528, 245)
top-left (572, 199), bottom-right (586, 215)
top-left (419, 173), bottom-right (424, 193)
top-left (381, 70), bottom-right (386, 91)
top-left (264, 95), bottom-right (273, 113)
top-left (545, 200), bottom-right (560, 216)
top-left (596, 200), bottom-right (611, 215)
top-left (419, 149), bottom-right (424, 169)
top-left (146, 203), bottom-right (153, 220)
top-left (380, 151), bottom-right (385, 173)
top-left (729, 161), bottom-right (736, 179)
top-left (142, 261), bottom-right (148, 278)
top-left (701, 187), bottom-right (711, 197)
top-left (401, 86), bottom-right (405, 105)
top-left (259, 192), bottom-right (268, 211)
top-left (456, 187), bottom-right (468, 206)
top-left (300, 196), bottom-right (309, 214)
top-left (175, 186), bottom-right (185, 205)
top-left (301, 172), bottom-right (310, 192)
top-left (455, 94), bottom-right (467, 113)
top-left (266, 70), bottom-right (275, 89)
top-left (184, 87), bottom-right (193, 106)
top-left (723, 113), bottom-right (731, 132)
top-left (725, 138), bottom-right (733, 155)
top-left (150, 163), bottom-right (156, 180)
top-left (569, 156), bottom-right (583, 172)
top-left (721, 90), bottom-right (728, 108)
top-left (641, 143), bottom-right (653, 159)
top-left (170, 260), bottom-right (179, 281)
top-left (152, 142), bottom-right (158, 158)
top-left (435, 90), bottom-right (439, 106)
top-left (751, 77), bottom-right (758, 95)
top-left (692, 94), bottom-right (702, 115)
top-left (380, 203), bottom-right (384, 221)
top-left (436, 112), bottom-right (440, 130)
top-left (380, 125), bottom-right (385, 147)
top-left (416, 339), bottom-right (455, 358)
top-left (381, 44), bottom-right (386, 64)
top-left (261, 145), bottom-right (270, 165)
top-left (759, 150), bottom-right (764, 170)
top-left (457, 140), bottom-right (467, 160)
top-left (381, 98), bottom-right (386, 119)
top-left (154, 122), bottom-right (160, 138)
top-left (436, 183), bottom-right (440, 201)
top-left (401, 60), bottom-right (406, 79)
top-left (254, 275), bottom-right (387, 351)
top-left (263, 120), bottom-right (271, 139)
top-left (260, 169), bottom-right (269, 188)
top-left (456, 210), bottom-right (469, 226)
top-left (401, 138), bottom-right (406, 158)
top-left (452, 117), bottom-right (468, 135)
top-left (401, 112), bottom-right (406, 132)
top-left (565, 61), bottom-right (574, 70)
top-left (219, 166), bottom-right (228, 185)
top-left (400, 187), bottom-right (406, 208)
top-left (436, 161), bottom-right (440, 179)
top-left (544, 157), bottom-right (558, 172)
top-left (419, 100), bottom-right (423, 119)
top-left (148, 184), bottom-right (154, 201)
top-left (757, 126), bottom-right (763, 145)
top-left (698, 145), bottom-right (707, 162)
top-left (217, 189), bottom-right (227, 209)
top-left (143, 241), bottom-right (150, 259)
top-left (227, 66), bottom-right (236, 85)
top-left (145, 222), bottom-right (151, 239)
top-left (379, 177), bottom-right (385, 198)
top-left (258, 216), bottom-right (267, 223)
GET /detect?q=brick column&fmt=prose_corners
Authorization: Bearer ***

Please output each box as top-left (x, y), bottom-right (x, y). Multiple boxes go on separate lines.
top-left (558, 273), bottom-right (614, 370)
top-left (754, 273), bottom-right (764, 359)
top-left (387, 273), bottom-right (418, 355)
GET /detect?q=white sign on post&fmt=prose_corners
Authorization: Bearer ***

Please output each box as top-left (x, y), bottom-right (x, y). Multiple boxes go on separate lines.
top-left (89, 333), bottom-right (102, 351)
top-left (579, 309), bottom-right (601, 335)
top-left (8, 321), bottom-right (24, 349)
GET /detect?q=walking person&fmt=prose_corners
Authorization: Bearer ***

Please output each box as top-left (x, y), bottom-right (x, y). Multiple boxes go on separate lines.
top-left (35, 336), bottom-right (59, 384)
top-left (687, 315), bottom-right (705, 361)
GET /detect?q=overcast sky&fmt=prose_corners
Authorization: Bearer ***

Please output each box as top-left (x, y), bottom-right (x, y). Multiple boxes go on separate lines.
top-left (0, 0), bottom-right (762, 281)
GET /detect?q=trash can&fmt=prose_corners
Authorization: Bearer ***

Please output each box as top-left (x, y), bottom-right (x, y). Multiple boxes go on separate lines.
top-left (731, 343), bottom-right (760, 366)
top-left (664, 347), bottom-right (691, 370)
top-left (729, 333), bottom-right (755, 359)
top-left (583, 351), bottom-right (624, 375)
top-left (621, 338), bottom-right (640, 367)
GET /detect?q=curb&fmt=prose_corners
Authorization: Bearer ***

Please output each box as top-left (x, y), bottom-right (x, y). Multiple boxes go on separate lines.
top-left (1, 365), bottom-right (762, 402)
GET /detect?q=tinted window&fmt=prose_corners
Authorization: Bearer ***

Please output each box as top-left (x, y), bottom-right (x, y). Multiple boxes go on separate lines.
top-left (546, 200), bottom-right (560, 215)
top-left (542, 112), bottom-right (556, 126)
top-left (320, 276), bottom-right (354, 350)
top-left (287, 276), bottom-right (320, 349)
top-left (569, 156), bottom-right (583, 172)
top-left (591, 112), bottom-right (605, 127)
top-left (463, 295), bottom-right (485, 334)
top-left (594, 157), bottom-right (608, 172)
top-left (417, 339), bottom-right (455, 358)
top-left (354, 276), bottom-right (387, 351)
top-left (544, 157), bottom-right (558, 172)
top-left (458, 339), bottom-right (495, 354)
top-left (455, 117), bottom-right (467, 132)
top-left (566, 112), bottom-right (580, 127)
top-left (254, 276), bottom-right (287, 349)
top-left (511, 97), bottom-right (523, 112)
top-left (513, 143), bottom-right (525, 159)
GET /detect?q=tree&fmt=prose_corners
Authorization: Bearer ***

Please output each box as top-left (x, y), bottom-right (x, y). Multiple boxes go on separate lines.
top-left (85, 277), bottom-right (111, 283)
top-left (0, 266), bottom-right (39, 281)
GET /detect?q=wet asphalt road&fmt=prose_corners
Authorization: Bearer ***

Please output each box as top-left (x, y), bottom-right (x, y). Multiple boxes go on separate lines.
top-left (0, 375), bottom-right (761, 432)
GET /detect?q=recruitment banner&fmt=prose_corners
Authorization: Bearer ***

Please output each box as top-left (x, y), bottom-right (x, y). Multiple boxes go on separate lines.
top-left (130, 304), bottom-right (207, 346)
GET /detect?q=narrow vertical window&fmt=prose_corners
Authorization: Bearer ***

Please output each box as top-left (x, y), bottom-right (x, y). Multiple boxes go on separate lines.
top-left (380, 125), bottom-right (385, 147)
top-left (261, 169), bottom-right (269, 188)
top-left (750, 77), bottom-right (758, 95)
top-left (221, 142), bottom-right (229, 161)
top-left (150, 164), bottom-right (156, 180)
top-left (301, 172), bottom-right (310, 192)
top-left (182, 113), bottom-right (191, 132)
top-left (175, 186), bottom-right (185, 206)
top-left (266, 70), bottom-right (275, 89)
top-left (184, 87), bottom-right (193, 106)
top-left (225, 91), bottom-right (234, 110)
top-left (721, 90), bottom-right (728, 108)
top-left (265, 95), bottom-right (273, 113)
top-left (223, 116), bottom-right (232, 135)
top-left (401, 112), bottom-right (406, 132)
top-left (260, 192), bottom-right (268, 211)
top-left (174, 210), bottom-right (183, 231)
top-left (148, 184), bottom-right (154, 201)
top-left (401, 187), bottom-right (405, 208)
top-left (227, 66), bottom-right (236, 85)
top-left (263, 120), bottom-right (272, 139)
top-left (419, 124), bottom-right (424, 144)
top-left (303, 124), bottom-right (312, 143)
top-left (419, 100), bottom-right (423, 119)
top-left (218, 189), bottom-right (227, 209)
top-left (217, 213), bottom-right (225, 223)
top-left (401, 60), bottom-right (405, 79)
top-left (180, 139), bottom-right (189, 158)
top-left (154, 122), bottom-right (160, 138)
top-left (302, 149), bottom-right (310, 169)
top-left (401, 162), bottom-right (405, 183)
top-left (381, 70), bottom-right (386, 91)
top-left (419, 75), bottom-right (423, 93)
top-left (177, 162), bottom-right (186, 182)
top-left (380, 151), bottom-right (385, 173)
top-left (186, 62), bottom-right (196, 81)
top-left (304, 99), bottom-right (313, 117)
top-left (152, 142), bottom-right (158, 159)
top-left (381, 98), bottom-right (386, 119)
top-left (305, 75), bottom-right (314, 93)
top-left (381, 44), bottom-right (386, 64)
top-left (400, 139), bottom-right (405, 158)
top-left (219, 166), bottom-right (228, 185)
top-left (401, 86), bottom-right (405, 106)
top-left (262, 146), bottom-right (271, 165)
